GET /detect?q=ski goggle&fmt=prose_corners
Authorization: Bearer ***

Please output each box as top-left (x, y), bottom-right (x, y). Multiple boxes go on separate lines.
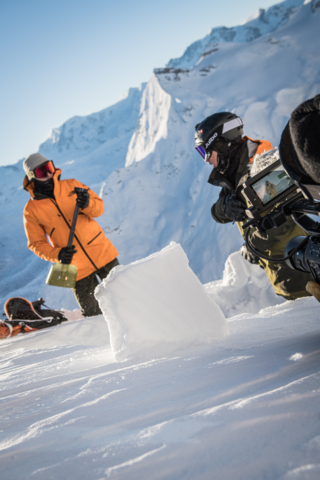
top-left (195, 144), bottom-right (219, 161)
top-left (195, 146), bottom-right (206, 159)
top-left (28, 161), bottom-right (55, 179)
top-left (195, 137), bottom-right (229, 160)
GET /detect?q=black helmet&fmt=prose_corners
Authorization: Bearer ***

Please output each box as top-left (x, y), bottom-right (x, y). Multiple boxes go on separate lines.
top-left (195, 112), bottom-right (244, 149)
top-left (194, 112), bottom-right (244, 173)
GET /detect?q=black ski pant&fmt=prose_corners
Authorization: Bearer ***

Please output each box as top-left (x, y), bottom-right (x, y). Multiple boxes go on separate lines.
top-left (72, 258), bottom-right (119, 317)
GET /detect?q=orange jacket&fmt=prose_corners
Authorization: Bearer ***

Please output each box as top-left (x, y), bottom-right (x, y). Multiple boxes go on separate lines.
top-left (23, 169), bottom-right (118, 281)
top-left (246, 136), bottom-right (273, 163)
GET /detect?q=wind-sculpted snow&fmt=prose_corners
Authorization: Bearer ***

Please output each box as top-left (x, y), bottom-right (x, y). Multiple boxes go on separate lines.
top-left (166, 0), bottom-right (305, 69)
top-left (1, 285), bottom-right (320, 479)
top-left (95, 243), bottom-right (228, 361)
top-left (0, 315), bottom-right (108, 352)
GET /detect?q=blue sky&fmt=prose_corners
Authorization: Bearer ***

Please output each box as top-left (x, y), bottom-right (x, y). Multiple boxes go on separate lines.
top-left (0, 0), bottom-right (277, 166)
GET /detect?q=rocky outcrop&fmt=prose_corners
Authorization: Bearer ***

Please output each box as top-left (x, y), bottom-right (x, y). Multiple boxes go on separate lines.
top-left (312, 0), bottom-right (320, 13)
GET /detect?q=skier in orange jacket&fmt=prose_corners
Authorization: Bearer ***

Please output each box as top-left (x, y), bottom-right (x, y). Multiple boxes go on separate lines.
top-left (23, 153), bottom-right (119, 316)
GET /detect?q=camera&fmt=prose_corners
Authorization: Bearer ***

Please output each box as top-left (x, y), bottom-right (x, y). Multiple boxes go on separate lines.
top-left (241, 157), bottom-right (320, 284)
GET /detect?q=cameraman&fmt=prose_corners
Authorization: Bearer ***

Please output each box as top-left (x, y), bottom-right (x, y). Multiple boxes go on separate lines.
top-left (279, 94), bottom-right (320, 301)
top-left (195, 112), bottom-right (312, 300)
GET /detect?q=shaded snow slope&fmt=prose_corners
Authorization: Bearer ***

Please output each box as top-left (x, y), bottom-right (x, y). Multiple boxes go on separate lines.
top-left (126, 78), bottom-right (171, 167)
top-left (95, 243), bottom-right (228, 362)
top-left (98, 128), bottom-right (241, 284)
top-left (1, 293), bottom-right (320, 480)
top-left (39, 85), bottom-right (145, 190)
top-left (97, 0), bottom-right (320, 285)
top-left (166, 0), bottom-right (305, 69)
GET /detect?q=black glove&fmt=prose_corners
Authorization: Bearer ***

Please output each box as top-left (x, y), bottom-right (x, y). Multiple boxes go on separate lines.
top-left (76, 190), bottom-right (90, 209)
top-left (240, 243), bottom-right (260, 265)
top-left (223, 194), bottom-right (247, 222)
top-left (58, 246), bottom-right (77, 264)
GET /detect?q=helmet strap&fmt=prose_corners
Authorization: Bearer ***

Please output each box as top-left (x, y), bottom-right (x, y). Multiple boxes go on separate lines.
top-left (216, 143), bottom-right (232, 174)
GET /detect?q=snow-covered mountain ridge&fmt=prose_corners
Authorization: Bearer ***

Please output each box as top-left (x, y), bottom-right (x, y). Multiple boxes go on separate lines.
top-left (40, 86), bottom-right (144, 163)
top-left (166, 0), bottom-right (305, 69)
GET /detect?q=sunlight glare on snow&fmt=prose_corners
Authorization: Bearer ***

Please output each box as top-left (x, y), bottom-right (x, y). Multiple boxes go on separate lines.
top-left (290, 353), bottom-right (304, 361)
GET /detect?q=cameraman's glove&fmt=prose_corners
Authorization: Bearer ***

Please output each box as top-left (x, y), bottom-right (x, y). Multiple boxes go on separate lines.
top-left (58, 246), bottom-right (77, 264)
top-left (306, 281), bottom-right (320, 303)
top-left (240, 243), bottom-right (260, 265)
top-left (76, 190), bottom-right (90, 209)
top-left (223, 194), bottom-right (247, 222)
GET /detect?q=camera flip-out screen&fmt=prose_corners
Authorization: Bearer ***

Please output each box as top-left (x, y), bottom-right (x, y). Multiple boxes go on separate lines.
top-left (242, 160), bottom-right (298, 215)
top-left (251, 165), bottom-right (295, 205)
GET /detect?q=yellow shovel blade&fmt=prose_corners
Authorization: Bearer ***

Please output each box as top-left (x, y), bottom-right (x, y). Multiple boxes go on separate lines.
top-left (46, 263), bottom-right (78, 288)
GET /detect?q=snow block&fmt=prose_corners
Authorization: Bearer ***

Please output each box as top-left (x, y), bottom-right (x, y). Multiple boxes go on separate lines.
top-left (95, 242), bottom-right (229, 361)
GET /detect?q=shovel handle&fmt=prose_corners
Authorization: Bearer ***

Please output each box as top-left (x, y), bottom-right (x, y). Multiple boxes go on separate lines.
top-left (67, 187), bottom-right (88, 247)
top-left (67, 204), bottom-right (80, 247)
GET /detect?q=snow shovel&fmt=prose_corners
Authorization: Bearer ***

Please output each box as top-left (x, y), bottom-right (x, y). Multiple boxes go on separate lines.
top-left (46, 188), bottom-right (86, 288)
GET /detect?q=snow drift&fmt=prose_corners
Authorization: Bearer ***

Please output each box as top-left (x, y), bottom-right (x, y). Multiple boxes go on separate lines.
top-left (1, 279), bottom-right (320, 480)
top-left (206, 251), bottom-right (285, 318)
top-left (95, 243), bottom-right (229, 361)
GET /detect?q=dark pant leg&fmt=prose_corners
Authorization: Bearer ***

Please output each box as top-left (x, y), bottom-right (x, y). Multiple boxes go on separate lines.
top-left (259, 258), bottom-right (312, 300)
top-left (95, 258), bottom-right (120, 281)
top-left (72, 271), bottom-right (101, 317)
top-left (72, 258), bottom-right (120, 317)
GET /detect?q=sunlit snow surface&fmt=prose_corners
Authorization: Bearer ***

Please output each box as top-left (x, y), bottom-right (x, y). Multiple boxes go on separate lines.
top-left (1, 250), bottom-right (320, 480)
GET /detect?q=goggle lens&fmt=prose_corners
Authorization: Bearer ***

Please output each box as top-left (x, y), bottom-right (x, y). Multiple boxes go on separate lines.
top-left (195, 146), bottom-right (206, 159)
top-left (33, 161), bottom-right (55, 179)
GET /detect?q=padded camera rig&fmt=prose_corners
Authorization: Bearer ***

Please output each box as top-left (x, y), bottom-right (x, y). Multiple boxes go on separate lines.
top-left (242, 190), bottom-right (320, 285)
